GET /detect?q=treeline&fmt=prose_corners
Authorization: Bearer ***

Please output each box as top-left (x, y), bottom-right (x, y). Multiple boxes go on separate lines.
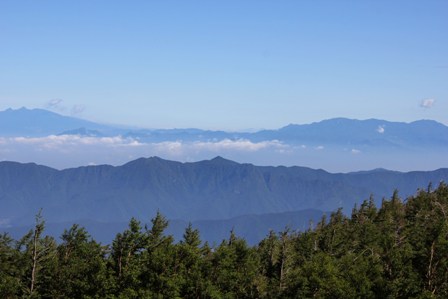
top-left (1, 183), bottom-right (447, 298)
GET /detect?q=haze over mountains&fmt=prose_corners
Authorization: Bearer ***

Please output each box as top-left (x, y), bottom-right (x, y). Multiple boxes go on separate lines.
top-left (1, 107), bottom-right (447, 243)
top-left (1, 107), bottom-right (447, 171)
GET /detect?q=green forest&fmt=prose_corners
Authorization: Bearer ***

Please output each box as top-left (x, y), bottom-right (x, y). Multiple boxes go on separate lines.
top-left (1, 183), bottom-right (447, 298)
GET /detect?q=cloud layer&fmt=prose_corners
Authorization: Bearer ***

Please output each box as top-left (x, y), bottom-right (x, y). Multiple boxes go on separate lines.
top-left (0, 135), bottom-right (444, 172)
top-left (0, 135), bottom-right (293, 168)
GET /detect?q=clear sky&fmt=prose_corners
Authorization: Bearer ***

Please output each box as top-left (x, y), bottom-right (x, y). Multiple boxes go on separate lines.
top-left (1, 0), bottom-right (447, 130)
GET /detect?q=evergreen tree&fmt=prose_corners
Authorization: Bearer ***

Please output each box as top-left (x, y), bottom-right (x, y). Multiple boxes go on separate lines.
top-left (53, 224), bottom-right (109, 298)
top-left (1, 184), bottom-right (447, 298)
top-left (110, 217), bottom-right (147, 296)
top-left (139, 211), bottom-right (178, 298)
top-left (15, 210), bottom-right (58, 298)
top-left (406, 183), bottom-right (448, 297)
top-left (210, 230), bottom-right (260, 298)
top-left (0, 233), bottom-right (22, 298)
top-left (176, 223), bottom-right (212, 298)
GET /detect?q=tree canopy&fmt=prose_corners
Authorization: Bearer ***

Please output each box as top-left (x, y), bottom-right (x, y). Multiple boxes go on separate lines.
top-left (1, 183), bottom-right (447, 298)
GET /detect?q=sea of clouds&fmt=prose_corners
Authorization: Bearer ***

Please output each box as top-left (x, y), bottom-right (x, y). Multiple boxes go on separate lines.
top-left (0, 134), bottom-right (443, 172)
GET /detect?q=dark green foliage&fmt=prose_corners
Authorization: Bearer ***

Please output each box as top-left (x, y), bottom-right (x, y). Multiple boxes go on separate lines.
top-left (0, 233), bottom-right (22, 298)
top-left (52, 224), bottom-right (109, 298)
top-left (176, 223), bottom-right (209, 298)
top-left (138, 211), bottom-right (178, 297)
top-left (0, 183), bottom-right (448, 298)
top-left (110, 217), bottom-right (147, 296)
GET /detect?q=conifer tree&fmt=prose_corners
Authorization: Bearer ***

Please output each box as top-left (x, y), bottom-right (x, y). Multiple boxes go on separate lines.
top-left (0, 233), bottom-right (22, 297)
top-left (140, 211), bottom-right (178, 297)
top-left (53, 224), bottom-right (109, 297)
top-left (110, 217), bottom-right (147, 296)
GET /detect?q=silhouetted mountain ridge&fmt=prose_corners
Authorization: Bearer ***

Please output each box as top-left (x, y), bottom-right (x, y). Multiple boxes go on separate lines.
top-left (0, 157), bottom-right (447, 229)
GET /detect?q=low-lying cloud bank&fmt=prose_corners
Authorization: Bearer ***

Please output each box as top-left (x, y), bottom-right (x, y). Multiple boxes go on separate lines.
top-left (1, 135), bottom-right (287, 154)
top-left (0, 135), bottom-right (444, 172)
top-left (0, 135), bottom-right (293, 167)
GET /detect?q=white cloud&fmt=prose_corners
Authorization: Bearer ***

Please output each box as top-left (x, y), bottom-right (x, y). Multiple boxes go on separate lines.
top-left (46, 99), bottom-right (65, 111)
top-left (153, 141), bottom-right (184, 155)
top-left (148, 139), bottom-right (288, 157)
top-left (11, 135), bottom-right (142, 149)
top-left (192, 139), bottom-right (286, 152)
top-left (420, 98), bottom-right (435, 108)
top-left (1, 134), bottom-right (442, 172)
top-left (377, 125), bottom-right (385, 134)
top-left (3, 136), bottom-right (285, 153)
top-left (1, 136), bottom-right (289, 166)
top-left (45, 99), bottom-right (86, 115)
top-left (71, 104), bottom-right (86, 115)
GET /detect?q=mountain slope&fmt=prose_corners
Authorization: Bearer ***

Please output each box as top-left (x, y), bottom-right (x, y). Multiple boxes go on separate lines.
top-left (0, 107), bottom-right (118, 136)
top-left (1, 108), bottom-right (447, 149)
top-left (254, 118), bottom-right (448, 147)
top-left (3, 209), bottom-right (327, 245)
top-left (0, 157), bottom-right (446, 228)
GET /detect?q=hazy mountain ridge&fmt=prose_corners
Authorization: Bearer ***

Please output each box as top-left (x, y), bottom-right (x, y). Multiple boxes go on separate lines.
top-left (0, 107), bottom-right (116, 136)
top-left (1, 107), bottom-right (447, 148)
top-left (1, 107), bottom-right (447, 171)
top-left (4, 209), bottom-right (327, 245)
top-left (1, 157), bottom-right (447, 228)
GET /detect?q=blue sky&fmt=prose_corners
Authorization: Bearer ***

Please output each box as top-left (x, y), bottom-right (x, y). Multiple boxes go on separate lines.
top-left (1, 0), bottom-right (447, 130)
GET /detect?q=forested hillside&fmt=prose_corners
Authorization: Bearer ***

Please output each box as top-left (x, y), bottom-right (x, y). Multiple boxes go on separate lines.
top-left (2, 157), bottom-right (448, 229)
top-left (1, 183), bottom-right (447, 298)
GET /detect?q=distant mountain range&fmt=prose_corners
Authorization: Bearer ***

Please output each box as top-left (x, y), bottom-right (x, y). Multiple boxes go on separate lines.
top-left (1, 156), bottom-right (447, 244)
top-left (1, 107), bottom-right (448, 148)
top-left (1, 107), bottom-right (447, 243)
top-left (1, 107), bottom-right (447, 171)
top-left (0, 107), bottom-right (115, 136)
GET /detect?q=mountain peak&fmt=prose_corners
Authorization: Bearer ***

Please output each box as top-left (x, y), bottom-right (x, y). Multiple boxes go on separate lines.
top-left (0, 107), bottom-right (113, 137)
top-left (209, 156), bottom-right (238, 165)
